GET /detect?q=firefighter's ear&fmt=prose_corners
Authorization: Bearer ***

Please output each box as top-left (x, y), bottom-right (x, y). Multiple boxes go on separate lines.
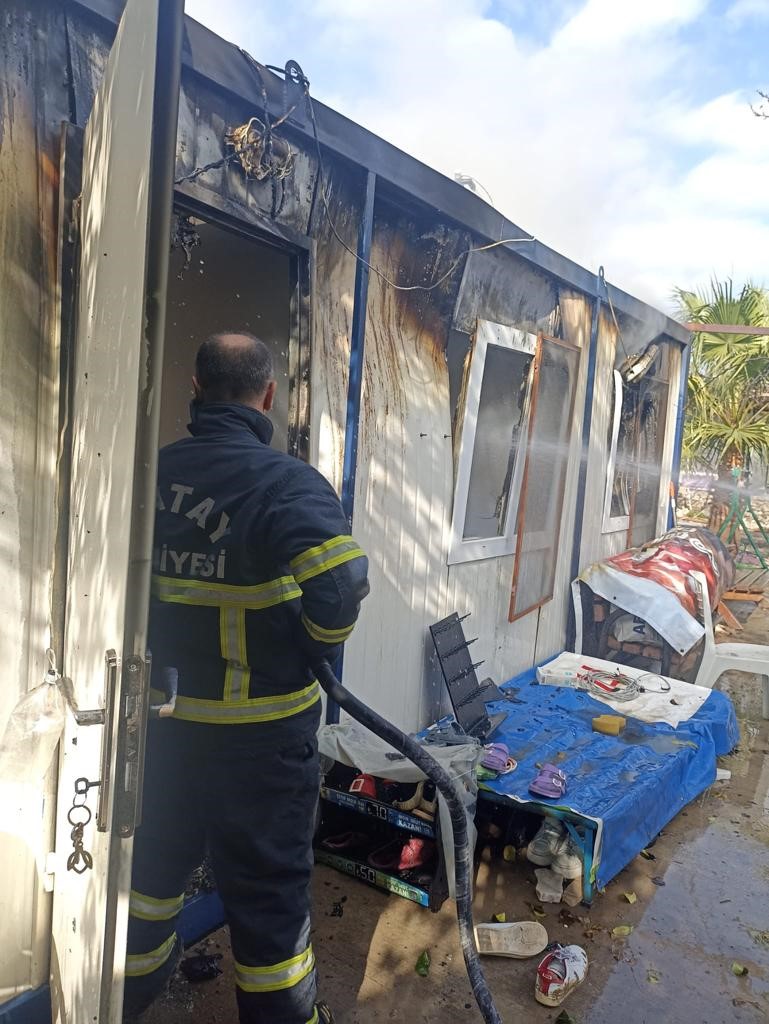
top-left (192, 375), bottom-right (203, 400)
top-left (262, 379), bottom-right (276, 413)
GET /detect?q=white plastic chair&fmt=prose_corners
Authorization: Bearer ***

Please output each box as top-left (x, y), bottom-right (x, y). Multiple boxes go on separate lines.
top-left (691, 571), bottom-right (769, 719)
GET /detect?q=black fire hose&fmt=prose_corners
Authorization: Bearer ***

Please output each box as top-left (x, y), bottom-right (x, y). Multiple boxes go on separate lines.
top-left (314, 659), bottom-right (502, 1024)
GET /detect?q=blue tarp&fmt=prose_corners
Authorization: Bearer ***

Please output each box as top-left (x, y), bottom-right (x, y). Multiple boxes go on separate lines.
top-left (480, 667), bottom-right (739, 888)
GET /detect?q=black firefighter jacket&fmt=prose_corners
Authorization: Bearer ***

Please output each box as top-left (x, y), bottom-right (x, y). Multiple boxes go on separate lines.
top-left (149, 402), bottom-right (369, 726)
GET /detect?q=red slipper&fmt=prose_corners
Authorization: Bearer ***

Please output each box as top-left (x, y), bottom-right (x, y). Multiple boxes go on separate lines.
top-left (397, 838), bottom-right (435, 871)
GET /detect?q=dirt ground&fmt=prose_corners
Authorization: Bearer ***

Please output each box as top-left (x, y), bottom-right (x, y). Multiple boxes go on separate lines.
top-left (142, 602), bottom-right (769, 1024)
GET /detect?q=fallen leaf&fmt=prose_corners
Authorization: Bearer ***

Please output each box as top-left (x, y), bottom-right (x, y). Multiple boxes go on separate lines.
top-left (493, 912), bottom-right (506, 923)
top-left (527, 902), bottom-right (546, 918)
top-left (651, 876), bottom-right (666, 887)
top-left (731, 962), bottom-right (748, 977)
top-left (623, 891), bottom-right (637, 904)
top-left (559, 909), bottom-right (578, 926)
top-left (555, 1012), bottom-right (576, 1024)
top-left (640, 849), bottom-right (656, 861)
top-left (647, 969), bottom-right (660, 984)
top-left (612, 925), bottom-right (633, 938)
top-left (415, 950), bottom-right (431, 977)
top-left (708, 816), bottom-right (717, 823)
top-left (502, 845), bottom-right (516, 863)
top-left (748, 929), bottom-right (769, 946)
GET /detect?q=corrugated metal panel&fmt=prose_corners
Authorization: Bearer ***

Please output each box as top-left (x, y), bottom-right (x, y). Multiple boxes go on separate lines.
top-left (654, 342), bottom-right (682, 537)
top-left (341, 201), bottom-right (469, 730)
top-left (578, 309), bottom-right (623, 568)
top-left (0, 1), bottom-right (68, 1003)
top-left (308, 162), bottom-right (365, 492)
top-left (534, 290), bottom-right (592, 663)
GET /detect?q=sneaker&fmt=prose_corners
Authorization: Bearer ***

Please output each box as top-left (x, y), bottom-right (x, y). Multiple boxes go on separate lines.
top-left (551, 835), bottom-right (582, 879)
top-left (316, 1002), bottom-right (335, 1023)
top-left (526, 817), bottom-right (565, 866)
top-left (535, 944), bottom-right (588, 1006)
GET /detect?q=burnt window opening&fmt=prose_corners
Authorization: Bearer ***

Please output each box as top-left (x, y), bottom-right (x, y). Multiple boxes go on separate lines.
top-left (449, 320), bottom-right (537, 564)
top-left (509, 335), bottom-right (580, 620)
top-left (605, 343), bottom-right (670, 532)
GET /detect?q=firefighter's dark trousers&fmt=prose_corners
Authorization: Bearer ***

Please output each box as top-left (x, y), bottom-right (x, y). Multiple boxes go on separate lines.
top-left (124, 708), bottom-right (321, 1024)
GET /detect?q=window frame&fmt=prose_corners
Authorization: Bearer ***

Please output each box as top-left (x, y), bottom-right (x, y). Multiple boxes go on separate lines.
top-left (602, 362), bottom-right (671, 535)
top-left (508, 332), bottom-right (581, 621)
top-left (448, 319), bottom-right (538, 566)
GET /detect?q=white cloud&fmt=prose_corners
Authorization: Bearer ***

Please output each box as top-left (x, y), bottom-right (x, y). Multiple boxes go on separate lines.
top-left (184, 0), bottom-right (769, 312)
top-left (727, 0), bottom-right (769, 25)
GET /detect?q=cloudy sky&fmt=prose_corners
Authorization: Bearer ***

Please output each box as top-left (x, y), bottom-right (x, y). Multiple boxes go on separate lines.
top-left (185, 0), bottom-right (769, 313)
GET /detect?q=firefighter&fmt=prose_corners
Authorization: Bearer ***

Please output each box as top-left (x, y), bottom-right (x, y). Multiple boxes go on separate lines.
top-left (123, 332), bottom-right (369, 1024)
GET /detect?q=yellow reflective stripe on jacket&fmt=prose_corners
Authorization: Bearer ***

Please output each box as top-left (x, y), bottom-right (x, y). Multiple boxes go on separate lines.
top-left (234, 945), bottom-right (315, 993)
top-left (129, 889), bottom-right (184, 922)
top-left (125, 933), bottom-right (177, 978)
top-left (301, 612), bottom-right (355, 645)
top-left (221, 606), bottom-right (250, 702)
top-left (152, 574), bottom-right (302, 609)
top-left (149, 682), bottom-right (320, 724)
top-left (306, 1009), bottom-right (319, 1024)
top-left (290, 536), bottom-right (365, 584)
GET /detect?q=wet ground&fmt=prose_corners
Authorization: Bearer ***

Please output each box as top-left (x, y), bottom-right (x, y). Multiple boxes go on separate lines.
top-left (142, 602), bottom-right (769, 1024)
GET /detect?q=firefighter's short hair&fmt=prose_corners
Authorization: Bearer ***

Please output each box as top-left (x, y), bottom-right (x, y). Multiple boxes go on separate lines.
top-left (196, 331), bottom-right (274, 403)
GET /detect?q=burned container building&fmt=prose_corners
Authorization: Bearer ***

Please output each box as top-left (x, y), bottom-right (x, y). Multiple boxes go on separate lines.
top-left (0, 0), bottom-right (690, 1015)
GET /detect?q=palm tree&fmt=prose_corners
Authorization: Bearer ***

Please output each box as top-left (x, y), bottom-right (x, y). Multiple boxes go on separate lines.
top-left (674, 279), bottom-right (769, 532)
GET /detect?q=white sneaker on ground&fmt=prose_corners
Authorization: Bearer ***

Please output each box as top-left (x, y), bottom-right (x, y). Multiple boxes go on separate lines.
top-left (551, 834), bottom-right (582, 879)
top-left (535, 944), bottom-right (588, 1006)
top-left (526, 817), bottom-right (565, 865)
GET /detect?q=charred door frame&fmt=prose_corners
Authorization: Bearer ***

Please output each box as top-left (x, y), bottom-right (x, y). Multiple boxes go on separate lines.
top-left (171, 191), bottom-right (314, 463)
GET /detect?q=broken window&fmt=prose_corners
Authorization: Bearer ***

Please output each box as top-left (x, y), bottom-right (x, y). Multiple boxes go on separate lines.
top-left (509, 335), bottom-right (580, 619)
top-left (449, 321), bottom-right (536, 564)
top-left (604, 342), bottom-right (670, 535)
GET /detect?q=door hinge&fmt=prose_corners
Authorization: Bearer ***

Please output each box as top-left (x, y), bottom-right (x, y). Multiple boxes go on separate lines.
top-left (43, 851), bottom-right (57, 892)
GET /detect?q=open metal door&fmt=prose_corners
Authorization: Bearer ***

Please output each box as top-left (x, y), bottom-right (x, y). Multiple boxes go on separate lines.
top-left (50, 1), bottom-right (182, 1021)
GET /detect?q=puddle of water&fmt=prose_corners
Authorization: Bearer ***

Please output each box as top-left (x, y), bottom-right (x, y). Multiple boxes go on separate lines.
top-left (585, 823), bottom-right (769, 1023)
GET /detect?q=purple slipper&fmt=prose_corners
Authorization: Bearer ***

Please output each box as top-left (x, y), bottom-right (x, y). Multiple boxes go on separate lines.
top-left (529, 763), bottom-right (567, 799)
top-left (481, 742), bottom-right (511, 772)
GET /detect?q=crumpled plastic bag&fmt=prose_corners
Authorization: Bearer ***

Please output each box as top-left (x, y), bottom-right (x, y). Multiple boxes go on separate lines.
top-left (535, 866), bottom-right (565, 903)
top-left (0, 676), bottom-right (66, 785)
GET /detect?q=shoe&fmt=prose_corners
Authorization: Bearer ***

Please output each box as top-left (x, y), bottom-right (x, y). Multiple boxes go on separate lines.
top-left (368, 837), bottom-right (436, 872)
top-left (529, 763), bottom-right (567, 799)
top-left (320, 831), bottom-right (369, 852)
top-left (551, 835), bottom-right (582, 879)
top-left (535, 944), bottom-right (588, 1006)
top-left (393, 780), bottom-right (425, 811)
top-left (349, 773), bottom-right (377, 798)
top-left (526, 817), bottom-right (565, 866)
top-left (316, 1001), bottom-right (335, 1023)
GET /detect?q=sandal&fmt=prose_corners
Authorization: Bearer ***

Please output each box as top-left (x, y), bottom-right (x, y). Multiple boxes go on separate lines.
top-left (320, 831), bottom-right (369, 852)
top-left (368, 838), bottom-right (436, 872)
top-left (393, 780), bottom-right (425, 812)
top-left (481, 743), bottom-right (511, 772)
top-left (529, 763), bottom-right (567, 800)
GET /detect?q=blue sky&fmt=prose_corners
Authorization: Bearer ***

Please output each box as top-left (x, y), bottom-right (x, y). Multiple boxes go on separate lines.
top-left (185, 0), bottom-right (769, 312)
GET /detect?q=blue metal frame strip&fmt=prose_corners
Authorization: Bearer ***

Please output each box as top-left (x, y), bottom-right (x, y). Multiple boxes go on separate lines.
top-left (178, 890), bottom-right (226, 944)
top-left (0, 987), bottom-right (50, 1024)
top-left (567, 267), bottom-right (605, 644)
top-left (0, 892), bottom-right (228, 1024)
top-left (327, 169), bottom-right (376, 725)
top-left (668, 343), bottom-right (692, 529)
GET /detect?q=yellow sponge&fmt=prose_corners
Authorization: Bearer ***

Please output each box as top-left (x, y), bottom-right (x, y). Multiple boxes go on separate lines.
top-left (592, 714), bottom-right (626, 735)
